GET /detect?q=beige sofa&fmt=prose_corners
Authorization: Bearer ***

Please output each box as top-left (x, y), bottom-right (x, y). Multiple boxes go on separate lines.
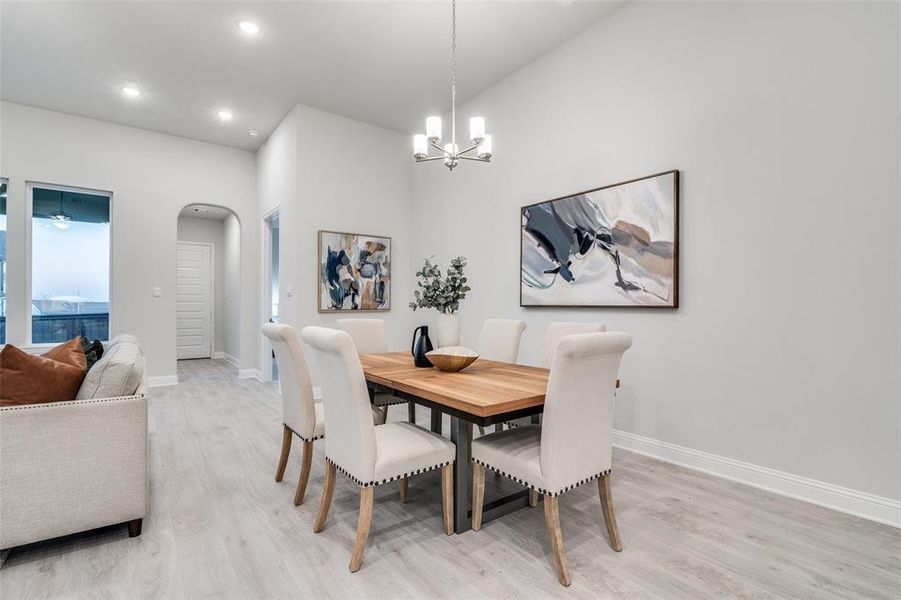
top-left (0, 335), bottom-right (148, 550)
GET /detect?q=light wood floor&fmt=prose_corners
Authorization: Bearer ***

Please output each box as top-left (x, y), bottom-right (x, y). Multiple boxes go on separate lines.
top-left (1, 359), bottom-right (898, 599)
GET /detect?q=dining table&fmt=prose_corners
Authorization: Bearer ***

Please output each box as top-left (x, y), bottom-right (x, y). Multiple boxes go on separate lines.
top-left (360, 351), bottom-right (553, 534)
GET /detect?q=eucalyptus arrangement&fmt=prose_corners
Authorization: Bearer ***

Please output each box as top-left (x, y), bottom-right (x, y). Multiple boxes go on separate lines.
top-left (409, 256), bottom-right (471, 314)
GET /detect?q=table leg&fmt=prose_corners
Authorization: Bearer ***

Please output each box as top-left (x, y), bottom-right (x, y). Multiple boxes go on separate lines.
top-left (450, 417), bottom-right (473, 534)
top-left (430, 408), bottom-right (443, 435)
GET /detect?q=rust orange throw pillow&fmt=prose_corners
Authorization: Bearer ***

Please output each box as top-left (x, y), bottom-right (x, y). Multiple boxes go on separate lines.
top-left (0, 338), bottom-right (87, 406)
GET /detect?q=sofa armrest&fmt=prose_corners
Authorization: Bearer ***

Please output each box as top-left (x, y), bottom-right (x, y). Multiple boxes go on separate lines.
top-left (0, 393), bottom-right (148, 550)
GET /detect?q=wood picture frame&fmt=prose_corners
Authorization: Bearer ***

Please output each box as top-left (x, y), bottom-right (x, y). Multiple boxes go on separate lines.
top-left (520, 170), bottom-right (680, 309)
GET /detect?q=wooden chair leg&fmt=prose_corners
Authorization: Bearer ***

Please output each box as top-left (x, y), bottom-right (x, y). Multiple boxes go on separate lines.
top-left (127, 518), bottom-right (143, 538)
top-left (494, 423), bottom-right (504, 433)
top-left (294, 440), bottom-right (314, 506)
top-left (349, 487), bottom-right (375, 573)
top-left (314, 462), bottom-right (336, 533)
top-left (471, 462), bottom-right (486, 531)
top-left (543, 496), bottom-right (571, 587)
top-left (275, 424), bottom-right (292, 482)
top-left (399, 477), bottom-right (409, 503)
top-left (441, 464), bottom-right (454, 535)
top-left (407, 401), bottom-right (416, 423)
top-left (529, 489), bottom-right (539, 507)
top-left (477, 426), bottom-right (486, 436)
top-left (598, 473), bottom-right (623, 551)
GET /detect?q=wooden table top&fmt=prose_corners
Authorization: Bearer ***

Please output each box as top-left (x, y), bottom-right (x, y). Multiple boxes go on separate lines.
top-left (360, 352), bottom-right (549, 418)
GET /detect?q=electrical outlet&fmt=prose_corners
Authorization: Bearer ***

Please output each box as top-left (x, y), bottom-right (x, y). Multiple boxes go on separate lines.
top-left (153, 287), bottom-right (161, 297)
top-left (313, 386), bottom-right (322, 400)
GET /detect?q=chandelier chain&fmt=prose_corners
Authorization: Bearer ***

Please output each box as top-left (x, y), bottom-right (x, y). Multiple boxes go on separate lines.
top-left (451, 0), bottom-right (456, 148)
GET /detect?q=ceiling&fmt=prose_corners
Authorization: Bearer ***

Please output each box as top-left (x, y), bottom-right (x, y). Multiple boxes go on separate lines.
top-left (179, 204), bottom-right (234, 220)
top-left (0, 1), bottom-right (623, 151)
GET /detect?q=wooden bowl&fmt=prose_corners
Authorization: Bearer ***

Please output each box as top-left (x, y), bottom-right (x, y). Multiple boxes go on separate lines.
top-left (426, 347), bottom-right (479, 372)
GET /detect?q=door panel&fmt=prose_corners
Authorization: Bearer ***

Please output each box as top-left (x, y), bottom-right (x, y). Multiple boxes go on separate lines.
top-left (176, 242), bottom-right (212, 359)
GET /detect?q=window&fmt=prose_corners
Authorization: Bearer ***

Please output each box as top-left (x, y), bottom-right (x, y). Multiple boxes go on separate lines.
top-left (0, 179), bottom-right (7, 344)
top-left (30, 185), bottom-right (111, 343)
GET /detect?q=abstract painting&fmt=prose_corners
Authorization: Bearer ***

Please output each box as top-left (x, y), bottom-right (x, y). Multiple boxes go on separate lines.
top-left (521, 170), bottom-right (679, 308)
top-left (318, 230), bottom-right (391, 312)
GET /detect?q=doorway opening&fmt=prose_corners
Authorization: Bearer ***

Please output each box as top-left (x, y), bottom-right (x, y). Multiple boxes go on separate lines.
top-left (261, 208), bottom-right (280, 382)
top-left (176, 204), bottom-right (241, 366)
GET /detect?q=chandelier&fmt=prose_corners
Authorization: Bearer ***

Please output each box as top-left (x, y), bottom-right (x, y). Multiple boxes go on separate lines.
top-left (412, 0), bottom-right (492, 170)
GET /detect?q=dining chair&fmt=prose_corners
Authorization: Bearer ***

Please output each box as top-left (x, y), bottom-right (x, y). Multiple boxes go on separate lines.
top-left (336, 318), bottom-right (414, 425)
top-left (301, 326), bottom-right (456, 573)
top-left (470, 332), bottom-right (632, 586)
top-left (506, 321), bottom-right (607, 429)
top-left (262, 323), bottom-right (325, 506)
top-left (476, 318), bottom-right (526, 363)
top-left (476, 319), bottom-right (526, 435)
top-left (541, 321), bottom-right (607, 367)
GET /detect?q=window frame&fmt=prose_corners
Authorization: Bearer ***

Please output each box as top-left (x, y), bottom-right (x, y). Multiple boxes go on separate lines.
top-left (26, 181), bottom-right (114, 347)
top-left (0, 177), bottom-right (7, 345)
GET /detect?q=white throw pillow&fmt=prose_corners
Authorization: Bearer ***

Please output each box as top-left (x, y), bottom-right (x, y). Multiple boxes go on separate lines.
top-left (77, 340), bottom-right (144, 399)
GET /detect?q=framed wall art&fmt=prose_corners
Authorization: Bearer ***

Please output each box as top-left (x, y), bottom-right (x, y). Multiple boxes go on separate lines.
top-left (318, 230), bottom-right (391, 312)
top-left (520, 170), bottom-right (679, 308)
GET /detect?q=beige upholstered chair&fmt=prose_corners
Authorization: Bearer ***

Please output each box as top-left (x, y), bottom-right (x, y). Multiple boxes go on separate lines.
top-left (471, 332), bottom-right (632, 586)
top-left (542, 321), bottom-right (607, 367)
top-left (506, 322), bottom-right (607, 429)
top-left (301, 326), bottom-right (456, 573)
top-left (262, 323), bottom-right (325, 506)
top-left (476, 319), bottom-right (526, 435)
top-left (476, 318), bottom-right (526, 363)
top-left (337, 318), bottom-right (413, 424)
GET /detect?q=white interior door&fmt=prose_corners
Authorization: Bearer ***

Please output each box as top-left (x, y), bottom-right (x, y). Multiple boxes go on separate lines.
top-left (176, 242), bottom-right (212, 360)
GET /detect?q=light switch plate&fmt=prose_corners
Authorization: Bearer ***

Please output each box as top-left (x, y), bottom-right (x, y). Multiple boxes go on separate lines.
top-left (153, 287), bottom-right (161, 297)
top-left (313, 386), bottom-right (322, 400)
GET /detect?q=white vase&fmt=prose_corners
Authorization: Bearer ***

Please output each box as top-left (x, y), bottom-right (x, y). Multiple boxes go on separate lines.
top-left (436, 313), bottom-right (461, 348)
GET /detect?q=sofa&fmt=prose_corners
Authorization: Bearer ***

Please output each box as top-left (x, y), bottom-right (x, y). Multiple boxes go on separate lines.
top-left (0, 335), bottom-right (148, 550)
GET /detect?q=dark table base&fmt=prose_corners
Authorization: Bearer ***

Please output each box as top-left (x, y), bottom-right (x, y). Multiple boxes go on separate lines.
top-left (368, 383), bottom-right (541, 534)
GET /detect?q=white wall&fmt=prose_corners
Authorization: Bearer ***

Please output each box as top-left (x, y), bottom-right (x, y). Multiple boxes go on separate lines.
top-left (257, 105), bottom-right (416, 353)
top-left (177, 215), bottom-right (226, 354)
top-left (222, 213), bottom-right (242, 361)
top-left (412, 1), bottom-right (900, 501)
top-left (0, 102), bottom-right (259, 381)
top-left (257, 106), bottom-right (299, 335)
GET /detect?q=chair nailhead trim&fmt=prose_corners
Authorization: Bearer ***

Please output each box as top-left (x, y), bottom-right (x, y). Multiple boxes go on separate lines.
top-left (373, 399), bottom-right (408, 407)
top-left (470, 458), bottom-right (610, 498)
top-left (325, 458), bottom-right (454, 488)
top-left (285, 424), bottom-right (324, 444)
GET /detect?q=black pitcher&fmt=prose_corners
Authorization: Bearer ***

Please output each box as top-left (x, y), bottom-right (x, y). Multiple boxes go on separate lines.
top-left (411, 325), bottom-right (434, 368)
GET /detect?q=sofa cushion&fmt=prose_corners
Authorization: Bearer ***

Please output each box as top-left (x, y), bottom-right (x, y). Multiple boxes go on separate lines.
top-left (108, 334), bottom-right (139, 348)
top-left (0, 339), bottom-right (87, 406)
top-left (76, 339), bottom-right (144, 399)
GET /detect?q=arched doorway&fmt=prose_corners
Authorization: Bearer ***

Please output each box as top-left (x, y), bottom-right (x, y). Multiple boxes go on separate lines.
top-left (176, 203), bottom-right (241, 365)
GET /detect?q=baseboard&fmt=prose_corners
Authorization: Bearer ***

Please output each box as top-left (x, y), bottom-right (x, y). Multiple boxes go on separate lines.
top-left (148, 374), bottom-right (179, 387)
top-left (237, 368), bottom-right (262, 381)
top-left (212, 351), bottom-right (227, 360)
top-left (223, 353), bottom-right (240, 368)
top-left (612, 430), bottom-right (901, 529)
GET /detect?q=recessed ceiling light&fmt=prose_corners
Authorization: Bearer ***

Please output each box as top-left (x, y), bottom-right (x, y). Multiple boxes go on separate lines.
top-left (217, 110), bottom-right (234, 122)
top-left (248, 130), bottom-right (260, 138)
top-left (121, 82), bottom-right (141, 98)
top-left (238, 20), bottom-right (260, 36)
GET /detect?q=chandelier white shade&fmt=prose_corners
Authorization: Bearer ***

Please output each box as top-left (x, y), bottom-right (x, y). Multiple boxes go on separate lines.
top-left (413, 0), bottom-right (492, 171)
